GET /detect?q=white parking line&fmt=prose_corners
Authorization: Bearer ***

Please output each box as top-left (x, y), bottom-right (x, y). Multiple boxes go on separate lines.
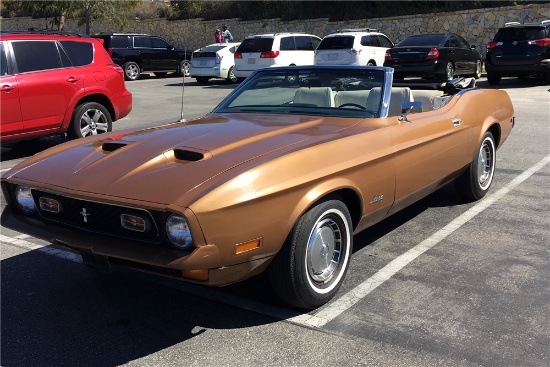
top-left (291, 153), bottom-right (550, 328)
top-left (1, 154), bottom-right (548, 328)
top-left (1, 168), bottom-right (13, 173)
top-left (0, 234), bottom-right (82, 263)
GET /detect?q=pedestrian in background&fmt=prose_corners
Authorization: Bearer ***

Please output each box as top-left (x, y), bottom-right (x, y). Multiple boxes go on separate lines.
top-left (221, 25), bottom-right (233, 43)
top-left (214, 29), bottom-right (222, 43)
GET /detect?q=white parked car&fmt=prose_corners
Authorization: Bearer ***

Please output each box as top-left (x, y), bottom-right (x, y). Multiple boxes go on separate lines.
top-left (234, 33), bottom-right (321, 79)
top-left (190, 42), bottom-right (241, 84)
top-left (314, 28), bottom-right (394, 67)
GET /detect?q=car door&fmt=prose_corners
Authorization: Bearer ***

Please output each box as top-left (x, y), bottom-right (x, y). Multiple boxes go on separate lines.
top-left (150, 36), bottom-right (179, 71)
top-left (0, 42), bottom-right (24, 140)
top-left (11, 40), bottom-right (84, 133)
top-left (456, 34), bottom-right (477, 73)
top-left (445, 34), bottom-right (467, 74)
top-left (387, 104), bottom-right (474, 215)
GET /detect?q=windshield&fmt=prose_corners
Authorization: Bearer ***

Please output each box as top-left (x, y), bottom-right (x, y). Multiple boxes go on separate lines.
top-left (214, 67), bottom-right (391, 118)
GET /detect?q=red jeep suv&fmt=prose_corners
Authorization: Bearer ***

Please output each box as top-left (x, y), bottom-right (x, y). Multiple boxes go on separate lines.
top-left (1, 32), bottom-right (132, 142)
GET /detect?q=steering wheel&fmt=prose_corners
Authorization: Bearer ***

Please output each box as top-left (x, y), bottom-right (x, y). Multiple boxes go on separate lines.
top-left (338, 103), bottom-right (366, 110)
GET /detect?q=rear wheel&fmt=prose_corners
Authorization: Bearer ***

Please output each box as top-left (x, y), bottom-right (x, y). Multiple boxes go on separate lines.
top-left (367, 60), bottom-right (376, 66)
top-left (179, 60), bottom-right (190, 77)
top-left (226, 66), bottom-right (238, 83)
top-left (69, 102), bottom-right (112, 139)
top-left (445, 62), bottom-right (455, 80)
top-left (196, 77), bottom-right (209, 85)
top-left (123, 61), bottom-right (140, 81)
top-left (454, 131), bottom-right (496, 201)
top-left (487, 73), bottom-right (501, 85)
top-left (268, 199), bottom-right (353, 309)
top-left (473, 59), bottom-right (482, 79)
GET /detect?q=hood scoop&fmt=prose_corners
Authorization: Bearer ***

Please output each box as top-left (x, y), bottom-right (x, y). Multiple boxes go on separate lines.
top-left (102, 141), bottom-right (129, 152)
top-left (173, 147), bottom-right (212, 162)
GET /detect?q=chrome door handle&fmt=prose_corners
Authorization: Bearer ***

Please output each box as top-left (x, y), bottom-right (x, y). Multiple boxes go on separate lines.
top-left (452, 117), bottom-right (462, 127)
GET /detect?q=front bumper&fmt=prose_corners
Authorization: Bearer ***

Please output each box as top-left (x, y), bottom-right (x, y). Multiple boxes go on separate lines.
top-left (1, 205), bottom-right (271, 286)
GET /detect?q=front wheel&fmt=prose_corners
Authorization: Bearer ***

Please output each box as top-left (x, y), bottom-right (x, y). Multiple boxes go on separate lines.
top-left (69, 102), bottom-right (112, 139)
top-left (268, 199), bottom-right (353, 309)
top-left (454, 131), bottom-right (496, 201)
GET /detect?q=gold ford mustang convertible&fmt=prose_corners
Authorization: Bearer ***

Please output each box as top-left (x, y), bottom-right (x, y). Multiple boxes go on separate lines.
top-left (1, 66), bottom-right (514, 309)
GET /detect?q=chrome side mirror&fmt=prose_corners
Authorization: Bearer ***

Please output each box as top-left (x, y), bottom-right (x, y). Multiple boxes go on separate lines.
top-left (398, 101), bottom-right (423, 123)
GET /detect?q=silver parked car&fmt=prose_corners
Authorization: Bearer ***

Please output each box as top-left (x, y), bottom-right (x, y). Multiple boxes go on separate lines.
top-left (190, 42), bottom-right (241, 84)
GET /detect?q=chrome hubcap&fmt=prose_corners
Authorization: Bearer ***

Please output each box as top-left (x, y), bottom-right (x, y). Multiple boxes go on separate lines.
top-left (477, 139), bottom-right (494, 189)
top-left (307, 218), bottom-right (342, 283)
top-left (126, 64), bottom-right (138, 78)
top-left (80, 109), bottom-right (108, 136)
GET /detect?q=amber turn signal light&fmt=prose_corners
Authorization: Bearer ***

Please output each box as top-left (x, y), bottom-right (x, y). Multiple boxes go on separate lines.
top-left (182, 269), bottom-right (209, 281)
top-left (235, 239), bottom-right (261, 255)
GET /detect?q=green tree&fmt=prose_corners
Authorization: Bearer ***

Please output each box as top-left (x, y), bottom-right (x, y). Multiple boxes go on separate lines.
top-left (1, 0), bottom-right (139, 34)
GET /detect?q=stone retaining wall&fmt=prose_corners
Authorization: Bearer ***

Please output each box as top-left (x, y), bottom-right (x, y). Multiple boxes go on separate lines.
top-left (1, 3), bottom-right (549, 56)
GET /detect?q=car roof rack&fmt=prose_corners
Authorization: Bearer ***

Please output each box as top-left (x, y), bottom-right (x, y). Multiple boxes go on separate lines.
top-left (337, 28), bottom-right (379, 33)
top-left (505, 20), bottom-right (550, 27)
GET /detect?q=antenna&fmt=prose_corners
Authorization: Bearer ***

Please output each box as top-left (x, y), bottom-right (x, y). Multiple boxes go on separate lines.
top-left (179, 46), bottom-right (186, 122)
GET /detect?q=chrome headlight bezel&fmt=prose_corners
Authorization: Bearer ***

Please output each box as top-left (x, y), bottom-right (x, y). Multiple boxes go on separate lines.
top-left (166, 213), bottom-right (193, 250)
top-left (15, 185), bottom-right (36, 215)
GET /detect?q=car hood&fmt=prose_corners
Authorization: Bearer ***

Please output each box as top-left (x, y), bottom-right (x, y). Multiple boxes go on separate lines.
top-left (6, 113), bottom-right (361, 206)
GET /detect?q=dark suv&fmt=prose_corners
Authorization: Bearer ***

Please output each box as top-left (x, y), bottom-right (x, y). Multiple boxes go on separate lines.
top-left (485, 20), bottom-right (550, 85)
top-left (92, 33), bottom-right (192, 81)
top-left (1, 32), bottom-right (132, 143)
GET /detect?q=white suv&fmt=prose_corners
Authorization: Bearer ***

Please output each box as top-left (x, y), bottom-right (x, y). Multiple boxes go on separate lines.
top-left (314, 28), bottom-right (394, 67)
top-left (234, 33), bottom-right (321, 78)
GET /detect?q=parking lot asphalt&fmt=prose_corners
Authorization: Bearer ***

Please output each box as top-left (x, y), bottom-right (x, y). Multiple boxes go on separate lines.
top-left (1, 74), bottom-right (549, 366)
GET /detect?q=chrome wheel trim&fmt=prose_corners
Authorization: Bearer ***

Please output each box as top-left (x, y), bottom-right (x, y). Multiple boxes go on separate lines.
top-left (305, 208), bottom-right (350, 294)
top-left (228, 68), bottom-right (237, 82)
top-left (475, 60), bottom-right (482, 78)
top-left (446, 62), bottom-right (454, 80)
top-left (125, 63), bottom-right (139, 79)
top-left (476, 137), bottom-right (495, 190)
top-left (79, 108), bottom-right (109, 137)
top-left (181, 60), bottom-right (190, 76)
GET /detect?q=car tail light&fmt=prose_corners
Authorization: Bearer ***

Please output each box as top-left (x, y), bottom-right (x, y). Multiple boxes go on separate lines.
top-left (384, 50), bottom-right (392, 61)
top-left (260, 50), bottom-right (280, 58)
top-left (108, 64), bottom-right (124, 77)
top-left (529, 38), bottom-right (550, 47)
top-left (216, 54), bottom-right (223, 64)
top-left (107, 47), bottom-right (113, 56)
top-left (351, 49), bottom-right (362, 55)
top-left (487, 41), bottom-right (502, 49)
top-left (234, 52), bottom-right (242, 59)
top-left (425, 48), bottom-right (439, 60)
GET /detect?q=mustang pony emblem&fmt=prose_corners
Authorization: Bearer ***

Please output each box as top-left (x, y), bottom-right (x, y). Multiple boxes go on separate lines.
top-left (80, 208), bottom-right (91, 223)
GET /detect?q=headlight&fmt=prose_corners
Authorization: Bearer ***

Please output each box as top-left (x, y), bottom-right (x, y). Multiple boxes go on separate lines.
top-left (166, 213), bottom-right (193, 249)
top-left (15, 186), bottom-right (36, 215)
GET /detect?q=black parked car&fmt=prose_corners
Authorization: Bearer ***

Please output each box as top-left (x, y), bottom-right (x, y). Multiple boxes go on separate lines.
top-left (92, 33), bottom-right (192, 81)
top-left (384, 33), bottom-right (483, 80)
top-left (485, 20), bottom-right (550, 85)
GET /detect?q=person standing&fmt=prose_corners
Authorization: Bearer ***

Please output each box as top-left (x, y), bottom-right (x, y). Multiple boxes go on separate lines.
top-left (221, 25), bottom-right (233, 43)
top-left (214, 29), bottom-right (223, 43)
